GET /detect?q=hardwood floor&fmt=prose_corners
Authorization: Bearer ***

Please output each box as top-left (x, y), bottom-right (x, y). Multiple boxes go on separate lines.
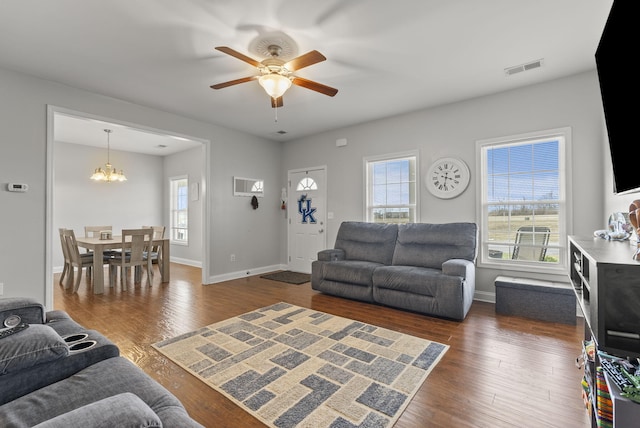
top-left (53, 263), bottom-right (589, 427)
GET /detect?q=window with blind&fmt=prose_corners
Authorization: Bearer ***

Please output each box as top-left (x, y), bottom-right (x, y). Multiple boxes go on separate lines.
top-left (476, 128), bottom-right (571, 271)
top-left (170, 175), bottom-right (188, 245)
top-left (364, 152), bottom-right (418, 223)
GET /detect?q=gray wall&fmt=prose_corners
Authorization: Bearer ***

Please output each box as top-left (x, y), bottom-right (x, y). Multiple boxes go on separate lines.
top-left (163, 146), bottom-right (204, 266)
top-left (0, 63), bottom-right (617, 307)
top-left (0, 67), bottom-right (283, 307)
top-left (53, 141), bottom-right (164, 270)
top-left (282, 70), bottom-right (606, 298)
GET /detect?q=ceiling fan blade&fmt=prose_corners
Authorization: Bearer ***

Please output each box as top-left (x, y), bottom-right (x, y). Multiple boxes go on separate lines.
top-left (292, 77), bottom-right (338, 97)
top-left (210, 76), bottom-right (257, 90)
top-left (215, 46), bottom-right (261, 68)
top-left (271, 97), bottom-right (284, 108)
top-left (284, 50), bottom-right (326, 71)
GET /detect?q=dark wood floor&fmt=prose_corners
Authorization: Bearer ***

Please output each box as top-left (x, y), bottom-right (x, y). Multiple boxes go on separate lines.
top-left (53, 263), bottom-right (589, 428)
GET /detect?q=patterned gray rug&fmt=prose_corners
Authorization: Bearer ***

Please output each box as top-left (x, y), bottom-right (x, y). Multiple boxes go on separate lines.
top-left (153, 302), bottom-right (448, 428)
top-left (260, 271), bottom-right (311, 285)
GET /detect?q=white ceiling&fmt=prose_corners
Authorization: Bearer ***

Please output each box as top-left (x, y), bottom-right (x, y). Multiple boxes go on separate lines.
top-left (0, 0), bottom-right (613, 149)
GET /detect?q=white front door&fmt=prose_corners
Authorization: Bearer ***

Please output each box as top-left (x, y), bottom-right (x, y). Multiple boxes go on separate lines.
top-left (288, 167), bottom-right (327, 273)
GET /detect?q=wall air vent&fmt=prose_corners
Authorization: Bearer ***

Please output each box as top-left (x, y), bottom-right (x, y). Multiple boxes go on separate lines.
top-left (504, 59), bottom-right (544, 76)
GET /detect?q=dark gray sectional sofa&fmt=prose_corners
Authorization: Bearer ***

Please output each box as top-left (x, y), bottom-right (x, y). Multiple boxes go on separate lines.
top-left (312, 221), bottom-right (478, 320)
top-left (0, 297), bottom-right (202, 427)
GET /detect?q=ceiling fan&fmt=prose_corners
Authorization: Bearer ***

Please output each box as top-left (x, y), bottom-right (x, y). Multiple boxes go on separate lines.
top-left (210, 45), bottom-right (338, 108)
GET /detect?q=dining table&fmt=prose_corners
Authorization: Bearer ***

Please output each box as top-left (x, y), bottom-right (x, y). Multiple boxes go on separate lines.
top-left (75, 235), bottom-right (170, 294)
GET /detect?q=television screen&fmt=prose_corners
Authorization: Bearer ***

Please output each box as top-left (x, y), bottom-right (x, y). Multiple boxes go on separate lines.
top-left (595, 1), bottom-right (638, 195)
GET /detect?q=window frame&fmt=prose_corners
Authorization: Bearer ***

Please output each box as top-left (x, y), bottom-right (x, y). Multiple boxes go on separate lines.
top-left (169, 175), bottom-right (189, 246)
top-left (475, 127), bottom-right (572, 273)
top-left (363, 150), bottom-right (419, 223)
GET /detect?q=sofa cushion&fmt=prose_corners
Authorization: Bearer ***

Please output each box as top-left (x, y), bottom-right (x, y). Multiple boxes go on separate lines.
top-left (373, 266), bottom-right (463, 297)
top-left (0, 321), bottom-right (120, 406)
top-left (0, 324), bottom-right (68, 375)
top-left (0, 356), bottom-right (203, 428)
top-left (32, 393), bottom-right (162, 428)
top-left (321, 260), bottom-right (384, 287)
top-left (392, 223), bottom-right (477, 269)
top-left (335, 222), bottom-right (398, 265)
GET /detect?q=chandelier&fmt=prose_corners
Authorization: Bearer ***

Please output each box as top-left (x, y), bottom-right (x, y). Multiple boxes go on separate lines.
top-left (90, 129), bottom-right (127, 182)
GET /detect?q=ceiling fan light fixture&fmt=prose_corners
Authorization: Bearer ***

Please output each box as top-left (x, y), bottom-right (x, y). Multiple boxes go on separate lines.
top-left (258, 73), bottom-right (292, 99)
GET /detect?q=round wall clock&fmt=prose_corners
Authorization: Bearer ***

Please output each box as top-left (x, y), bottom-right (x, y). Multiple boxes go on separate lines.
top-left (425, 157), bottom-right (470, 199)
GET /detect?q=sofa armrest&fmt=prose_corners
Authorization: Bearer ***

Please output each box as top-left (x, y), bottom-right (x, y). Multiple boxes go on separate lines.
top-left (0, 297), bottom-right (45, 325)
top-left (442, 259), bottom-right (474, 278)
top-left (32, 392), bottom-right (162, 428)
top-left (0, 324), bottom-right (69, 375)
top-left (317, 249), bottom-right (345, 261)
top-left (45, 310), bottom-right (72, 323)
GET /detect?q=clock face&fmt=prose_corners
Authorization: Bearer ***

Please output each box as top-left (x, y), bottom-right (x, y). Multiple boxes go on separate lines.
top-left (426, 157), bottom-right (470, 199)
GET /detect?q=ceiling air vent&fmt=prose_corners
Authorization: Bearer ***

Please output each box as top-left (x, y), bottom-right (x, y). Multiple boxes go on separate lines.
top-left (504, 59), bottom-right (544, 76)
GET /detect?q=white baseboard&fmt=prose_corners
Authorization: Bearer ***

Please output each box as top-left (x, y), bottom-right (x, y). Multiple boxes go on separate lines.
top-left (206, 264), bottom-right (288, 284)
top-left (474, 290), bottom-right (495, 303)
top-left (169, 257), bottom-right (201, 268)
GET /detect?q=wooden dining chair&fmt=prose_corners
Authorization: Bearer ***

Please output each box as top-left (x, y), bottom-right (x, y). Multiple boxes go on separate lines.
top-left (109, 228), bottom-right (154, 289)
top-left (142, 225), bottom-right (166, 273)
top-left (58, 228), bottom-right (71, 288)
top-left (61, 228), bottom-right (94, 292)
top-left (83, 225), bottom-right (115, 276)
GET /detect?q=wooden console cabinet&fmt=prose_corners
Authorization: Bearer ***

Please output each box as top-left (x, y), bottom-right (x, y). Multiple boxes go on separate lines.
top-left (568, 236), bottom-right (640, 427)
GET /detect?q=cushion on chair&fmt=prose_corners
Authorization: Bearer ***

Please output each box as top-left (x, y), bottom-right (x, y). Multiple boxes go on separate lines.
top-left (334, 222), bottom-right (398, 264)
top-left (321, 260), bottom-right (383, 287)
top-left (0, 324), bottom-right (69, 375)
top-left (392, 223), bottom-right (477, 269)
top-left (373, 265), bottom-right (463, 297)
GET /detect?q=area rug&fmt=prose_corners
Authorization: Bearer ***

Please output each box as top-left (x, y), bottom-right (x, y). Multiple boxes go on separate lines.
top-left (260, 271), bottom-right (311, 285)
top-left (153, 302), bottom-right (448, 428)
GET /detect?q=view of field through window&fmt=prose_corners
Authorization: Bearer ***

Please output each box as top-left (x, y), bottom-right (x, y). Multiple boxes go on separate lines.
top-left (485, 139), bottom-right (560, 263)
top-left (368, 156), bottom-right (417, 223)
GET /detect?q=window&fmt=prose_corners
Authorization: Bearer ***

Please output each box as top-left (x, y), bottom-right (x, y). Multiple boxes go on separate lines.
top-left (170, 176), bottom-right (188, 245)
top-left (476, 128), bottom-right (570, 271)
top-left (365, 152), bottom-right (418, 223)
top-left (297, 177), bottom-right (317, 191)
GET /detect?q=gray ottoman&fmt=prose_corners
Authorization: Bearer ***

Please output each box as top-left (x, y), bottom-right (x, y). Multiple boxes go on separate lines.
top-left (495, 276), bottom-right (576, 325)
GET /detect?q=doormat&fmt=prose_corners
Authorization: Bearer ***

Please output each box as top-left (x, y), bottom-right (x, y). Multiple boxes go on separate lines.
top-left (260, 271), bottom-right (311, 285)
top-left (153, 302), bottom-right (448, 428)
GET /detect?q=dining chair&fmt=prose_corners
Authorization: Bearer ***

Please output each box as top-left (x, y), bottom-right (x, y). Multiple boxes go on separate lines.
top-left (83, 225), bottom-right (115, 276)
top-left (61, 228), bottom-right (95, 292)
top-left (109, 228), bottom-right (154, 289)
top-left (142, 225), bottom-right (166, 275)
top-left (58, 228), bottom-right (71, 288)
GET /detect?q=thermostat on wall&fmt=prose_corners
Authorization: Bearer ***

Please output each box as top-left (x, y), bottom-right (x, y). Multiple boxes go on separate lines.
top-left (7, 183), bottom-right (28, 192)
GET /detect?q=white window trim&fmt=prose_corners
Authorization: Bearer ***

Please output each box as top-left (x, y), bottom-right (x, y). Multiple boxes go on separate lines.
top-left (170, 174), bottom-right (189, 247)
top-left (475, 127), bottom-right (572, 274)
top-left (363, 150), bottom-right (420, 222)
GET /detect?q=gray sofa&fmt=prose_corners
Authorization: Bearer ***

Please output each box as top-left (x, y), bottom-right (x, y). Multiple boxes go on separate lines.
top-left (0, 297), bottom-right (203, 427)
top-left (312, 221), bottom-right (478, 320)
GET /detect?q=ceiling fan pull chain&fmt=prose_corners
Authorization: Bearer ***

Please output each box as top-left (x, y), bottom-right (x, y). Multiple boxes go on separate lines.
top-left (274, 98), bottom-right (278, 122)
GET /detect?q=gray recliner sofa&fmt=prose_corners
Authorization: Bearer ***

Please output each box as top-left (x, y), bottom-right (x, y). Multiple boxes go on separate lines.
top-left (311, 221), bottom-right (478, 320)
top-left (0, 297), bottom-right (203, 427)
